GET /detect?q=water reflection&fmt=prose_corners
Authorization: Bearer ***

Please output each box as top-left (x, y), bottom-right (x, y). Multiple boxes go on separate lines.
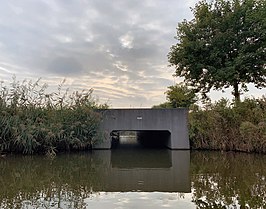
top-left (0, 149), bottom-right (190, 208)
top-left (191, 151), bottom-right (266, 208)
top-left (109, 149), bottom-right (190, 192)
top-left (0, 151), bottom-right (266, 208)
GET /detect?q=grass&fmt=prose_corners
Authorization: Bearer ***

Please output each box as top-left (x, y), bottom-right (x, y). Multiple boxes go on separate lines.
top-left (189, 97), bottom-right (266, 153)
top-left (0, 77), bottom-right (107, 156)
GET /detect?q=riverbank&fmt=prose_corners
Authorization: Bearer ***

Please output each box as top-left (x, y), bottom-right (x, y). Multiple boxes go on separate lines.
top-left (189, 97), bottom-right (266, 153)
top-left (0, 79), bottom-right (106, 156)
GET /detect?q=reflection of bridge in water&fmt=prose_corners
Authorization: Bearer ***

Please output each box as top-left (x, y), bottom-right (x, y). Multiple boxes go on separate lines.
top-left (95, 109), bottom-right (189, 150)
top-left (0, 150), bottom-right (191, 208)
top-left (94, 150), bottom-right (190, 192)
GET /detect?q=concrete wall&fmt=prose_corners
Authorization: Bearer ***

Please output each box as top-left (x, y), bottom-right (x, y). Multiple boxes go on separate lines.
top-left (94, 108), bottom-right (189, 149)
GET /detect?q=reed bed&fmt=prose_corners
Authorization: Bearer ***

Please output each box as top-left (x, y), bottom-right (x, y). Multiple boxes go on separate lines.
top-left (189, 97), bottom-right (266, 153)
top-left (0, 78), bottom-right (106, 156)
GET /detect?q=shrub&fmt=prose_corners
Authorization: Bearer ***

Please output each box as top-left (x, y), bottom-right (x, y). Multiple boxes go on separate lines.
top-left (0, 78), bottom-right (106, 155)
top-left (189, 97), bottom-right (266, 153)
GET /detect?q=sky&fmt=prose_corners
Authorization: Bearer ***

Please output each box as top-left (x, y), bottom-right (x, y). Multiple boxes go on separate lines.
top-left (0, 0), bottom-right (265, 108)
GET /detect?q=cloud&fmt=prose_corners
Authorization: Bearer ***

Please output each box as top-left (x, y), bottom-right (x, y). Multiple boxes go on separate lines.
top-left (47, 57), bottom-right (84, 75)
top-left (119, 32), bottom-right (134, 49)
top-left (2, 0), bottom-right (260, 107)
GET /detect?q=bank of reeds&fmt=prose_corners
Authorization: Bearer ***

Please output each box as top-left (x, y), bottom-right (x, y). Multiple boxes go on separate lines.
top-left (189, 97), bottom-right (266, 153)
top-left (0, 78), bottom-right (106, 156)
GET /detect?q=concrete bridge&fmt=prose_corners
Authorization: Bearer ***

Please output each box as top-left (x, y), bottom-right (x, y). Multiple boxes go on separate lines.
top-left (94, 108), bottom-right (189, 149)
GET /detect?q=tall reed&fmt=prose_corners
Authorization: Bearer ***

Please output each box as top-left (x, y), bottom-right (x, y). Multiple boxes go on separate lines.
top-left (189, 97), bottom-right (266, 153)
top-left (0, 77), bottom-right (107, 155)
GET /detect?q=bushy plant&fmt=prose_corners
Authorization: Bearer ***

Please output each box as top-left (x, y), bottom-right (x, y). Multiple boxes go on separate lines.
top-left (0, 77), bottom-right (106, 155)
top-left (153, 83), bottom-right (197, 108)
top-left (189, 97), bottom-right (266, 153)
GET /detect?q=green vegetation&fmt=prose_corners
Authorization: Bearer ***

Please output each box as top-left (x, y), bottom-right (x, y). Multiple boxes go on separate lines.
top-left (163, 0), bottom-right (266, 153)
top-left (0, 78), bottom-right (106, 156)
top-left (168, 0), bottom-right (266, 101)
top-left (153, 83), bottom-right (197, 108)
top-left (153, 83), bottom-right (266, 153)
top-left (190, 97), bottom-right (266, 153)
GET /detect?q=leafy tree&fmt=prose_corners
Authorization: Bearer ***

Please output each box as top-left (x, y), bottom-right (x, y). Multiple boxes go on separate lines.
top-left (168, 0), bottom-right (266, 101)
top-left (152, 102), bottom-right (172, 109)
top-left (152, 84), bottom-right (197, 108)
top-left (166, 84), bottom-right (198, 107)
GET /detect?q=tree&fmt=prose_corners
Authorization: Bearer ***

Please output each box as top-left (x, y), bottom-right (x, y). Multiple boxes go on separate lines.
top-left (168, 0), bottom-right (266, 102)
top-left (152, 102), bottom-right (172, 109)
top-left (152, 84), bottom-right (197, 108)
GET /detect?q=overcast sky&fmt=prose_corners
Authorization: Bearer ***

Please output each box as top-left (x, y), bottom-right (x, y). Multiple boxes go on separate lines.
top-left (0, 0), bottom-right (265, 107)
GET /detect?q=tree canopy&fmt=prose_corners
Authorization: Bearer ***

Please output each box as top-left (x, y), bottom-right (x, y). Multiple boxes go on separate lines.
top-left (168, 0), bottom-right (266, 101)
top-left (152, 84), bottom-right (197, 108)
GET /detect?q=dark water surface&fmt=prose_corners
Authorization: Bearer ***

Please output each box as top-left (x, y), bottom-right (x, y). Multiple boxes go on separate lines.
top-left (0, 150), bottom-right (266, 208)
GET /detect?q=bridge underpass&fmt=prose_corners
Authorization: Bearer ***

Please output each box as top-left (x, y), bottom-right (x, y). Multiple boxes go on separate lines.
top-left (110, 130), bottom-right (171, 149)
top-left (94, 109), bottom-right (189, 150)
top-left (91, 109), bottom-right (191, 193)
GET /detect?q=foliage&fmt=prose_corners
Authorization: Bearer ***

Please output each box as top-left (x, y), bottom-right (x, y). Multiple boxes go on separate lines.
top-left (165, 84), bottom-right (198, 108)
top-left (168, 0), bottom-right (266, 101)
top-left (153, 83), bottom-right (197, 108)
top-left (152, 102), bottom-right (172, 109)
top-left (189, 97), bottom-right (266, 153)
top-left (0, 78), bottom-right (106, 155)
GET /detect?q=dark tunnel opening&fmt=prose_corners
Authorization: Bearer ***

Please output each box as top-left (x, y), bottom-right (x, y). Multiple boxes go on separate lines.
top-left (111, 130), bottom-right (171, 149)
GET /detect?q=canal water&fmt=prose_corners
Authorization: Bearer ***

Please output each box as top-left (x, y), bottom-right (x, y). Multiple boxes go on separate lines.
top-left (0, 149), bottom-right (266, 208)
